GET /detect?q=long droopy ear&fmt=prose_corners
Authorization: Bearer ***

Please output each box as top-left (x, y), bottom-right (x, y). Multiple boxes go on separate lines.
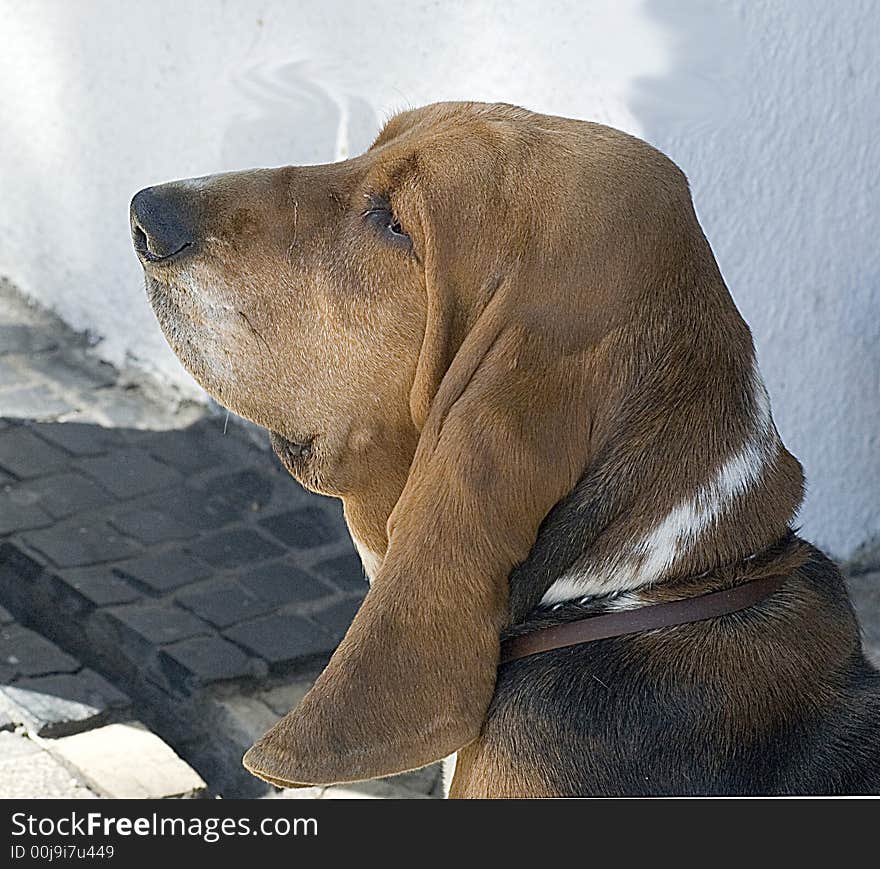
top-left (240, 117), bottom-right (624, 785)
top-left (242, 248), bottom-right (601, 786)
top-left (243, 106), bottom-right (801, 787)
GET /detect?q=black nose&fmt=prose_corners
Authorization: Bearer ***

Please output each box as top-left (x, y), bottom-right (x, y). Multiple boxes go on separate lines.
top-left (130, 185), bottom-right (197, 263)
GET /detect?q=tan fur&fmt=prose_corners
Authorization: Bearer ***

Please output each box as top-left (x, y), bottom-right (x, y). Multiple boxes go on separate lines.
top-left (450, 741), bottom-right (559, 799)
top-left (132, 102), bottom-right (804, 792)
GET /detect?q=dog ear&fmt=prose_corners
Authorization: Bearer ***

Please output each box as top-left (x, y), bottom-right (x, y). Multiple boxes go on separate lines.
top-left (242, 245), bottom-right (598, 786)
top-left (242, 106), bottom-right (809, 788)
top-left (241, 110), bottom-right (644, 787)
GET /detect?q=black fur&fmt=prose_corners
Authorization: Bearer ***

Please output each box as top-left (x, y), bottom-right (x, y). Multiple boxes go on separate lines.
top-left (491, 540), bottom-right (880, 795)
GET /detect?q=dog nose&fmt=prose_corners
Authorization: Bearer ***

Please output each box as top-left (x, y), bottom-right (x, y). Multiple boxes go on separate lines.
top-left (130, 185), bottom-right (196, 263)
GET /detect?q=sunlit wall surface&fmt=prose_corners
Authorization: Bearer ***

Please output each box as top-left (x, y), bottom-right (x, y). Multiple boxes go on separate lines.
top-left (0, 0), bottom-right (877, 558)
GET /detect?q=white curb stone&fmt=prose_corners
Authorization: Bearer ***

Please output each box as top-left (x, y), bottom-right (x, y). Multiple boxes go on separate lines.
top-left (0, 731), bottom-right (98, 799)
top-left (47, 722), bottom-right (206, 799)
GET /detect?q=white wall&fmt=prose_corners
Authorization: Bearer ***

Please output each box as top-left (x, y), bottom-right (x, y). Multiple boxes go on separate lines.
top-left (0, 0), bottom-right (877, 559)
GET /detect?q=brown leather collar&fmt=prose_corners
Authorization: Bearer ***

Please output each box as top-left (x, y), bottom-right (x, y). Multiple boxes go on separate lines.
top-left (500, 572), bottom-right (786, 665)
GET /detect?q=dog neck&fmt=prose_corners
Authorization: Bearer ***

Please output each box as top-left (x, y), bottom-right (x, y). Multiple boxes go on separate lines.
top-left (508, 352), bottom-right (805, 623)
top-left (342, 347), bottom-right (805, 622)
top-left (341, 461), bottom-right (413, 583)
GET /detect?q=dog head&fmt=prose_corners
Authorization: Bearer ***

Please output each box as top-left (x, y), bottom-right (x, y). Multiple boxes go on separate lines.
top-left (131, 102), bottom-right (803, 786)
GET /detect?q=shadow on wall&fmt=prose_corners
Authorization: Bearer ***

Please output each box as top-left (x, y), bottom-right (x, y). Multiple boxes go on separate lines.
top-left (630, 0), bottom-right (746, 145)
top-left (629, 0), bottom-right (880, 558)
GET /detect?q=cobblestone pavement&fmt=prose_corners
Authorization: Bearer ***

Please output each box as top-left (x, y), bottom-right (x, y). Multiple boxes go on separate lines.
top-left (0, 731), bottom-right (99, 799)
top-left (0, 279), bottom-right (874, 800)
top-left (0, 600), bottom-right (206, 799)
top-left (0, 279), bottom-right (441, 798)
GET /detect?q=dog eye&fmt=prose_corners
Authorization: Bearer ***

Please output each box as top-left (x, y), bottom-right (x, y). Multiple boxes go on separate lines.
top-left (386, 216), bottom-right (407, 238)
top-left (363, 195), bottom-right (410, 245)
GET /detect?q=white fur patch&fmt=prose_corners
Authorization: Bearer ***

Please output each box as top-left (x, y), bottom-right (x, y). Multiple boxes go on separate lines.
top-left (541, 564), bottom-right (643, 606)
top-left (349, 533), bottom-right (381, 584)
top-left (541, 358), bottom-right (780, 606)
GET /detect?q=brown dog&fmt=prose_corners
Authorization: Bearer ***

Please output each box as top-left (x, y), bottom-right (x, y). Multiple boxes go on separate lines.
top-left (131, 102), bottom-right (880, 796)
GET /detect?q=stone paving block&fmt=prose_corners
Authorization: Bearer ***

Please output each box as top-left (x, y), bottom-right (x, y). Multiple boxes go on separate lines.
top-left (83, 390), bottom-right (162, 429)
top-left (1, 668), bottom-right (131, 737)
top-left (205, 414), bottom-right (270, 452)
top-left (25, 348), bottom-right (116, 391)
top-left (186, 529), bottom-right (284, 569)
top-left (224, 613), bottom-right (336, 665)
top-left (0, 623), bottom-right (79, 679)
top-left (109, 506), bottom-right (199, 544)
top-left (0, 540), bottom-right (43, 597)
top-left (112, 549), bottom-right (211, 594)
top-left (312, 780), bottom-right (429, 799)
top-left (21, 517), bottom-right (141, 567)
top-left (102, 603), bottom-right (211, 661)
top-left (25, 472), bottom-right (112, 519)
top-left (158, 635), bottom-right (260, 691)
top-left (176, 580), bottom-right (278, 628)
top-left (0, 693), bottom-right (18, 730)
top-left (312, 551), bottom-right (367, 594)
top-left (0, 426), bottom-right (70, 478)
top-left (51, 566), bottom-right (141, 611)
top-left (272, 785), bottom-right (325, 799)
top-left (31, 422), bottom-right (111, 457)
top-left (0, 731), bottom-right (98, 799)
top-left (0, 386), bottom-right (76, 420)
top-left (144, 425), bottom-right (226, 473)
top-left (201, 468), bottom-right (275, 502)
top-left (0, 659), bottom-right (15, 683)
top-left (311, 597), bottom-right (361, 642)
top-left (0, 324), bottom-right (59, 355)
top-left (211, 695), bottom-right (281, 749)
top-left (199, 469), bottom-right (276, 515)
top-left (239, 561), bottom-right (333, 607)
top-left (258, 679), bottom-right (312, 715)
top-left (0, 355), bottom-right (26, 387)
top-left (49, 722), bottom-right (206, 798)
top-left (0, 282), bottom-right (38, 325)
top-left (77, 448), bottom-right (184, 499)
top-left (152, 486), bottom-right (244, 530)
top-left (259, 505), bottom-right (343, 549)
top-left (0, 485), bottom-right (54, 535)
top-left (385, 763), bottom-right (444, 797)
